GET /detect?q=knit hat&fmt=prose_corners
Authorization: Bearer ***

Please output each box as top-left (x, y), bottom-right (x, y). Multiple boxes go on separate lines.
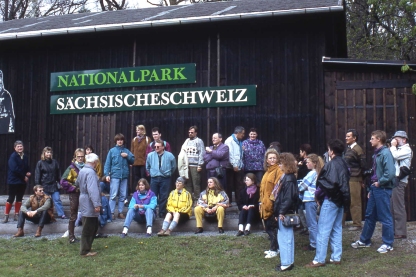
top-left (176, 177), bottom-right (186, 184)
top-left (393, 131), bottom-right (408, 139)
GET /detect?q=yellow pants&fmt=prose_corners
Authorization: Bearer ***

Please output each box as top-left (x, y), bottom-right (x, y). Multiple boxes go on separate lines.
top-left (194, 206), bottom-right (225, 228)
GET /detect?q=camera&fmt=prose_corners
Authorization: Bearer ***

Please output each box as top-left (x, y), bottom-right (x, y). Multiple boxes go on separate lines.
top-left (363, 169), bottom-right (373, 178)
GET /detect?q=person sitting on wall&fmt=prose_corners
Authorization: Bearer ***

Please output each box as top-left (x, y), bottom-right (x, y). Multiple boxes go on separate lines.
top-left (236, 173), bottom-right (260, 236)
top-left (157, 177), bottom-right (193, 236)
top-left (120, 178), bottom-right (157, 238)
top-left (194, 177), bottom-right (230, 234)
top-left (13, 185), bottom-right (55, 237)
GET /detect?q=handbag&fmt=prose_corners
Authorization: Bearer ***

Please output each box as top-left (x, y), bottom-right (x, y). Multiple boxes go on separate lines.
top-left (398, 166), bottom-right (411, 180)
top-left (282, 213), bottom-right (300, 227)
top-left (215, 166), bottom-right (225, 179)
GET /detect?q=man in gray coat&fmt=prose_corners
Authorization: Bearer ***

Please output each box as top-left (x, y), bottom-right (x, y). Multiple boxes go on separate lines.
top-left (77, 153), bottom-right (101, 257)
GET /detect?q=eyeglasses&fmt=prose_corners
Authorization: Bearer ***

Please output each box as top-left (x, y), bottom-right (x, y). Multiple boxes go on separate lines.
top-left (37, 190), bottom-right (44, 192)
top-left (155, 146), bottom-right (163, 148)
top-left (77, 156), bottom-right (84, 158)
top-left (188, 132), bottom-right (194, 134)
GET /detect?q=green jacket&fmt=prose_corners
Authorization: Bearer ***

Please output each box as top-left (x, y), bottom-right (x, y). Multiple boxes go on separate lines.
top-left (374, 146), bottom-right (395, 189)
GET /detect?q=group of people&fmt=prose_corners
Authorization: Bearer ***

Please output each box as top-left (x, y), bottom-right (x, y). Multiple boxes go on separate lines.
top-left (2, 125), bottom-right (412, 263)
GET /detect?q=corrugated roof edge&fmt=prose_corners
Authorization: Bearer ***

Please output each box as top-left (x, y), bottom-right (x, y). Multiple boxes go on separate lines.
top-left (0, 5), bottom-right (343, 41)
top-left (322, 57), bottom-right (416, 67)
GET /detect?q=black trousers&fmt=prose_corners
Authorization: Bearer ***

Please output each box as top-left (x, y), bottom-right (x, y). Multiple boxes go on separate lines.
top-left (80, 217), bottom-right (99, 255)
top-left (17, 210), bottom-right (51, 228)
top-left (225, 169), bottom-right (244, 203)
top-left (238, 207), bottom-right (259, 225)
top-left (265, 217), bottom-right (279, 251)
top-left (6, 183), bottom-right (27, 203)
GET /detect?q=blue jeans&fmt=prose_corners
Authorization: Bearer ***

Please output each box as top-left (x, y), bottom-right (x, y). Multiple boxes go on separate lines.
top-left (109, 178), bottom-right (127, 214)
top-left (123, 207), bottom-right (155, 228)
top-left (100, 182), bottom-right (110, 194)
top-left (277, 219), bottom-right (295, 266)
top-left (360, 187), bottom-right (394, 247)
top-left (314, 199), bottom-right (343, 263)
top-left (45, 191), bottom-right (64, 217)
top-left (304, 201), bottom-right (318, 248)
top-left (150, 176), bottom-right (171, 217)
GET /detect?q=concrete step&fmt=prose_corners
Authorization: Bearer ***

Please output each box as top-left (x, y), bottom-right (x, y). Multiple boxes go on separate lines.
top-left (0, 216), bottom-right (264, 236)
top-left (0, 195), bottom-right (263, 236)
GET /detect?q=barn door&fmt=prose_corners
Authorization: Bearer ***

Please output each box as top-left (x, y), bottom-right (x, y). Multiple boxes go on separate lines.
top-left (325, 71), bottom-right (416, 220)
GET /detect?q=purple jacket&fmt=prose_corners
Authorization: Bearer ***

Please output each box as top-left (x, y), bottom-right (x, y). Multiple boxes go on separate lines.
top-left (242, 139), bottom-right (266, 171)
top-left (203, 143), bottom-right (229, 170)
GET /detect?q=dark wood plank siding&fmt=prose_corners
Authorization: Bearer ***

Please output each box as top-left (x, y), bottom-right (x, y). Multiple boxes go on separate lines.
top-left (324, 64), bottom-right (416, 220)
top-left (0, 13), bottom-right (346, 196)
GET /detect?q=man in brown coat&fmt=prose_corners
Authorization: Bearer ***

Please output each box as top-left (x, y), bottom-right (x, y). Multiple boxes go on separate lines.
top-left (131, 124), bottom-right (151, 188)
top-left (13, 185), bottom-right (55, 237)
top-left (344, 129), bottom-right (366, 230)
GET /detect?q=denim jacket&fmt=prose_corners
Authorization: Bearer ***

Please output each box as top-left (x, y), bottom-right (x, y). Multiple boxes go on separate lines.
top-left (104, 145), bottom-right (135, 179)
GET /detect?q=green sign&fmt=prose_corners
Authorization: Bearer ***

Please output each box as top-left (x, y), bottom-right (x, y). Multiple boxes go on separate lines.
top-left (50, 85), bottom-right (256, 114)
top-left (50, 63), bottom-right (196, 92)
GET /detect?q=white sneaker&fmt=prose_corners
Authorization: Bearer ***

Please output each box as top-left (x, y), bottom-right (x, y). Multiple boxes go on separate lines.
top-left (351, 240), bottom-right (371, 248)
top-left (264, 250), bottom-right (271, 255)
top-left (62, 230), bottom-right (69, 238)
top-left (377, 244), bottom-right (393, 254)
top-left (265, 251), bottom-right (278, 258)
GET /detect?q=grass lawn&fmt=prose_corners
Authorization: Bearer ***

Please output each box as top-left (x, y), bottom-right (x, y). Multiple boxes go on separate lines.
top-left (1, 230), bottom-right (415, 277)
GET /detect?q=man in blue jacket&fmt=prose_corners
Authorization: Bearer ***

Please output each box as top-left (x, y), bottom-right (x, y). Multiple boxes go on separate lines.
top-left (146, 139), bottom-right (176, 218)
top-left (104, 133), bottom-right (135, 220)
top-left (351, 130), bottom-right (396, 254)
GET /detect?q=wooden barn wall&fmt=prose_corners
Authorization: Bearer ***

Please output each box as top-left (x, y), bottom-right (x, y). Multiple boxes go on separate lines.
top-left (324, 65), bottom-right (416, 220)
top-left (0, 13), bottom-right (346, 194)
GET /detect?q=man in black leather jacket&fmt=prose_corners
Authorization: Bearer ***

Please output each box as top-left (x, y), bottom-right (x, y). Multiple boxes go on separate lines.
top-left (305, 139), bottom-right (350, 268)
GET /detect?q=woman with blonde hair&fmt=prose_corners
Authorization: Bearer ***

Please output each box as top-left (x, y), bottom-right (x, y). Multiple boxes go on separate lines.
top-left (260, 148), bottom-right (283, 258)
top-left (194, 177), bottom-right (229, 234)
top-left (273, 152), bottom-right (299, 271)
top-left (299, 154), bottom-right (324, 251)
top-left (35, 146), bottom-right (65, 219)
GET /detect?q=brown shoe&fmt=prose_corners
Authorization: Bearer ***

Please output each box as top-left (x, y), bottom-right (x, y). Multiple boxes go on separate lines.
top-left (394, 235), bottom-right (407, 239)
top-left (81, 252), bottom-right (97, 257)
top-left (35, 227), bottom-right (43, 237)
top-left (2, 215), bottom-right (9, 223)
top-left (13, 228), bottom-right (24, 237)
top-left (157, 230), bottom-right (165, 236)
top-left (305, 262), bottom-right (325, 268)
top-left (164, 229), bottom-right (171, 236)
top-left (118, 213), bottom-right (125, 219)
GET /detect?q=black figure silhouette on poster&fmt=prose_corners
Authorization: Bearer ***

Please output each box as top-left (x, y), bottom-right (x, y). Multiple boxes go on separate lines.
top-left (0, 70), bottom-right (15, 133)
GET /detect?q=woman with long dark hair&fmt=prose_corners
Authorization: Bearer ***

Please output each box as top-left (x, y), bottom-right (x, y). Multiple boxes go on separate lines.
top-left (194, 177), bottom-right (229, 234)
top-left (273, 153), bottom-right (299, 272)
top-left (35, 146), bottom-right (65, 219)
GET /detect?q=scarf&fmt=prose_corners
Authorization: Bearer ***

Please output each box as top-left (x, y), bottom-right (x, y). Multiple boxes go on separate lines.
top-left (246, 185), bottom-right (257, 198)
top-left (136, 135), bottom-right (145, 143)
top-left (232, 134), bottom-right (243, 157)
top-left (75, 161), bottom-right (84, 170)
top-left (271, 173), bottom-right (285, 200)
top-left (133, 189), bottom-right (155, 214)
